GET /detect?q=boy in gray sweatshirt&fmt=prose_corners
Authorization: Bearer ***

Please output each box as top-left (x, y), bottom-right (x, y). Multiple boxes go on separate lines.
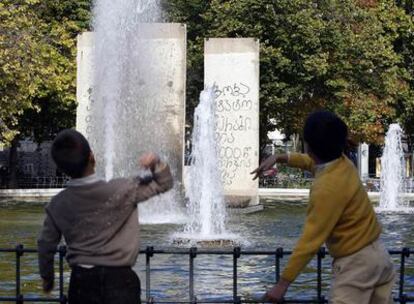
top-left (37, 129), bottom-right (173, 304)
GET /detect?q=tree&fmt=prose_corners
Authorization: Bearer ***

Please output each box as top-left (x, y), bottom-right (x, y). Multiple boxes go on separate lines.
top-left (0, 0), bottom-right (46, 143)
top-left (317, 0), bottom-right (408, 143)
top-left (0, 0), bottom-right (91, 185)
top-left (0, 0), bottom-right (91, 144)
top-left (167, 0), bottom-right (412, 151)
top-left (390, 0), bottom-right (414, 146)
top-left (18, 0), bottom-right (92, 142)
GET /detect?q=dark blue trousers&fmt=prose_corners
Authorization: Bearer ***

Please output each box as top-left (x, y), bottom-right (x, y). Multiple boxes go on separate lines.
top-left (68, 266), bottom-right (141, 304)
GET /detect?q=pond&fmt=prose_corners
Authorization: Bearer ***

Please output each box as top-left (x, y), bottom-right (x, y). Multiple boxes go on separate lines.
top-left (0, 200), bottom-right (413, 303)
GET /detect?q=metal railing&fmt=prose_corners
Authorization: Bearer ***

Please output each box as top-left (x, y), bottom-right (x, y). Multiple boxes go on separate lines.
top-left (0, 176), bottom-right (69, 189)
top-left (0, 245), bottom-right (413, 303)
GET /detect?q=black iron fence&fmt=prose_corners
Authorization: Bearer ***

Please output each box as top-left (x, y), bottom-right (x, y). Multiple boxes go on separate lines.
top-left (0, 245), bottom-right (413, 303)
top-left (0, 176), bottom-right (69, 189)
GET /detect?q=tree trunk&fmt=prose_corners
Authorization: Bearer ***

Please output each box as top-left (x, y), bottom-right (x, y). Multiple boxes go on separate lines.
top-left (8, 137), bottom-right (19, 188)
top-left (292, 133), bottom-right (302, 153)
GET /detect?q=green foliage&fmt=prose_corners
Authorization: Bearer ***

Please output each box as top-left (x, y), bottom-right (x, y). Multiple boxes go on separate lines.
top-left (391, 0), bottom-right (414, 146)
top-left (1, 0), bottom-right (414, 150)
top-left (0, 0), bottom-right (43, 142)
top-left (167, 0), bottom-right (414, 148)
top-left (0, 0), bottom-right (91, 144)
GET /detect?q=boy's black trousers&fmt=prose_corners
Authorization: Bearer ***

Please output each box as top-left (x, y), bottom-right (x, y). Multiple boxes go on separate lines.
top-left (68, 265), bottom-right (141, 304)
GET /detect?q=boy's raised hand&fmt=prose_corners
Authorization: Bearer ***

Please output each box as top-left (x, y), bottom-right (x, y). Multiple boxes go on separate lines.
top-left (139, 152), bottom-right (160, 171)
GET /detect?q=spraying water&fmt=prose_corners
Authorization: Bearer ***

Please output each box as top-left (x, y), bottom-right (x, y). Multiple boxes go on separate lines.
top-left (173, 88), bottom-right (239, 246)
top-left (90, 0), bottom-right (186, 223)
top-left (379, 124), bottom-right (409, 211)
top-left (92, 0), bottom-right (162, 179)
top-left (186, 87), bottom-right (226, 235)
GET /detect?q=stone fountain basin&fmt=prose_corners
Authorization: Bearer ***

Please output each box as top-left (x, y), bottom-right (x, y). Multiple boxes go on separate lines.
top-left (3, 188), bottom-right (414, 203)
top-left (173, 238), bottom-right (237, 248)
top-left (257, 188), bottom-right (414, 202)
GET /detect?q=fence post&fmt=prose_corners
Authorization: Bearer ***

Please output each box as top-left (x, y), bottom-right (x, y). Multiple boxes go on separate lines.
top-left (233, 247), bottom-right (241, 304)
top-left (189, 247), bottom-right (197, 303)
top-left (317, 247), bottom-right (326, 303)
top-left (275, 247), bottom-right (284, 283)
top-left (15, 244), bottom-right (24, 304)
top-left (145, 246), bottom-right (154, 302)
top-left (398, 248), bottom-right (410, 304)
top-left (58, 245), bottom-right (67, 304)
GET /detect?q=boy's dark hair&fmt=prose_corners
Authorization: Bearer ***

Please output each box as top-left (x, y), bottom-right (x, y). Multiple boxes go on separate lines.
top-left (303, 110), bottom-right (348, 162)
top-left (51, 129), bottom-right (91, 178)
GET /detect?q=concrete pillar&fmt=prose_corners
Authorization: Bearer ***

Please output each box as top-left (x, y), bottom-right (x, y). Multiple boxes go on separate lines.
top-left (204, 38), bottom-right (260, 206)
top-left (76, 32), bottom-right (94, 141)
top-left (75, 24), bottom-right (187, 223)
top-left (75, 25), bottom-right (186, 182)
top-left (358, 143), bottom-right (369, 179)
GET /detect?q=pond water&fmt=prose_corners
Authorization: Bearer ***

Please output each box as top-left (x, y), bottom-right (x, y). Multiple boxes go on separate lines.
top-left (0, 200), bottom-right (413, 303)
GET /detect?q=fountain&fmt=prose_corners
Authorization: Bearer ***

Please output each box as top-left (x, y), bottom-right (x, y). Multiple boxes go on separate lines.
top-left (173, 87), bottom-right (239, 247)
top-left (77, 2), bottom-right (260, 226)
top-left (89, 0), bottom-right (186, 223)
top-left (378, 123), bottom-right (413, 212)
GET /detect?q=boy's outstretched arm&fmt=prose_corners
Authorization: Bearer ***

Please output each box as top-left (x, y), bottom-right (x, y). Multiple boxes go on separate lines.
top-left (251, 153), bottom-right (315, 180)
top-left (287, 153), bottom-right (315, 173)
top-left (37, 209), bottom-right (61, 293)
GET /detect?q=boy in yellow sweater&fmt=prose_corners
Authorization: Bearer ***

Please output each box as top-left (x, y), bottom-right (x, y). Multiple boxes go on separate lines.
top-left (252, 111), bottom-right (395, 304)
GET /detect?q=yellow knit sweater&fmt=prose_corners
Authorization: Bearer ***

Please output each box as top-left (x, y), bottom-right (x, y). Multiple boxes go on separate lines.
top-left (281, 153), bottom-right (381, 282)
